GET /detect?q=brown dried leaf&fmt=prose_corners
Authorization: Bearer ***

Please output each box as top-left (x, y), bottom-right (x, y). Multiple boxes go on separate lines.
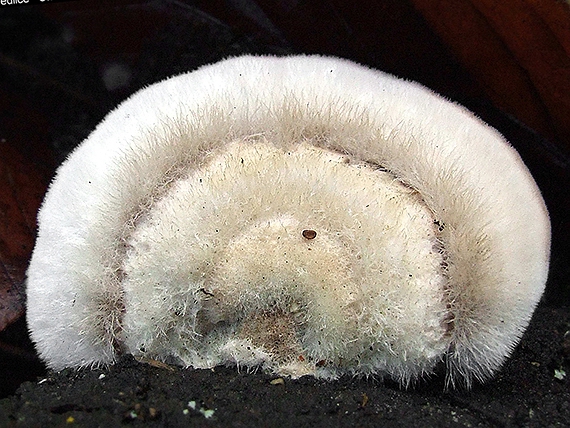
top-left (0, 142), bottom-right (46, 330)
top-left (410, 0), bottom-right (570, 149)
top-left (0, 92), bottom-right (52, 332)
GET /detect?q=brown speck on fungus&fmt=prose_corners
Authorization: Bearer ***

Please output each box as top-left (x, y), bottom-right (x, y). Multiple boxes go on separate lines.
top-left (302, 229), bottom-right (317, 240)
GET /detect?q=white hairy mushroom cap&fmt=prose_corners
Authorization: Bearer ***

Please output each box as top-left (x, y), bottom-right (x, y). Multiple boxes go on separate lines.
top-left (26, 55), bottom-right (550, 387)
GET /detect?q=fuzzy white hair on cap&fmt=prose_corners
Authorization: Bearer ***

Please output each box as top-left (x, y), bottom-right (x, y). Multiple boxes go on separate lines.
top-left (26, 55), bottom-right (550, 388)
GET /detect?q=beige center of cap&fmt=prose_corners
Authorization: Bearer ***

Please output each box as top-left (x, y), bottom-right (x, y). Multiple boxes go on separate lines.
top-left (121, 138), bottom-right (450, 377)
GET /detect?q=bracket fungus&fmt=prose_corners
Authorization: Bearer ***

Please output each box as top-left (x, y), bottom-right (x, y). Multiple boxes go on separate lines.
top-left (26, 55), bottom-right (550, 388)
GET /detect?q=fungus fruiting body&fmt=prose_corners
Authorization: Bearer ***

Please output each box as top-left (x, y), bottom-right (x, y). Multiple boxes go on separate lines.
top-left (26, 55), bottom-right (550, 387)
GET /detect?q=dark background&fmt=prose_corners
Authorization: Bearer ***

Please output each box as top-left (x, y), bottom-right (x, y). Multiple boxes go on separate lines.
top-left (0, 1), bottom-right (569, 426)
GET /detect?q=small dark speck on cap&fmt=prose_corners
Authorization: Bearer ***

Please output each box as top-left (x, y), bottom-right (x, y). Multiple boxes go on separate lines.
top-left (302, 230), bottom-right (317, 240)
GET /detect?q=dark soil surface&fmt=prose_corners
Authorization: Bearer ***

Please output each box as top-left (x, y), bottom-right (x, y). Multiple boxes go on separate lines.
top-left (1, 304), bottom-right (569, 427)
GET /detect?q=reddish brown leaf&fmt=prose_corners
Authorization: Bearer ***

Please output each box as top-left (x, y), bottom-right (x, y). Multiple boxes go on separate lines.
top-left (0, 92), bottom-right (53, 332)
top-left (0, 142), bottom-right (45, 330)
top-left (410, 0), bottom-right (570, 150)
